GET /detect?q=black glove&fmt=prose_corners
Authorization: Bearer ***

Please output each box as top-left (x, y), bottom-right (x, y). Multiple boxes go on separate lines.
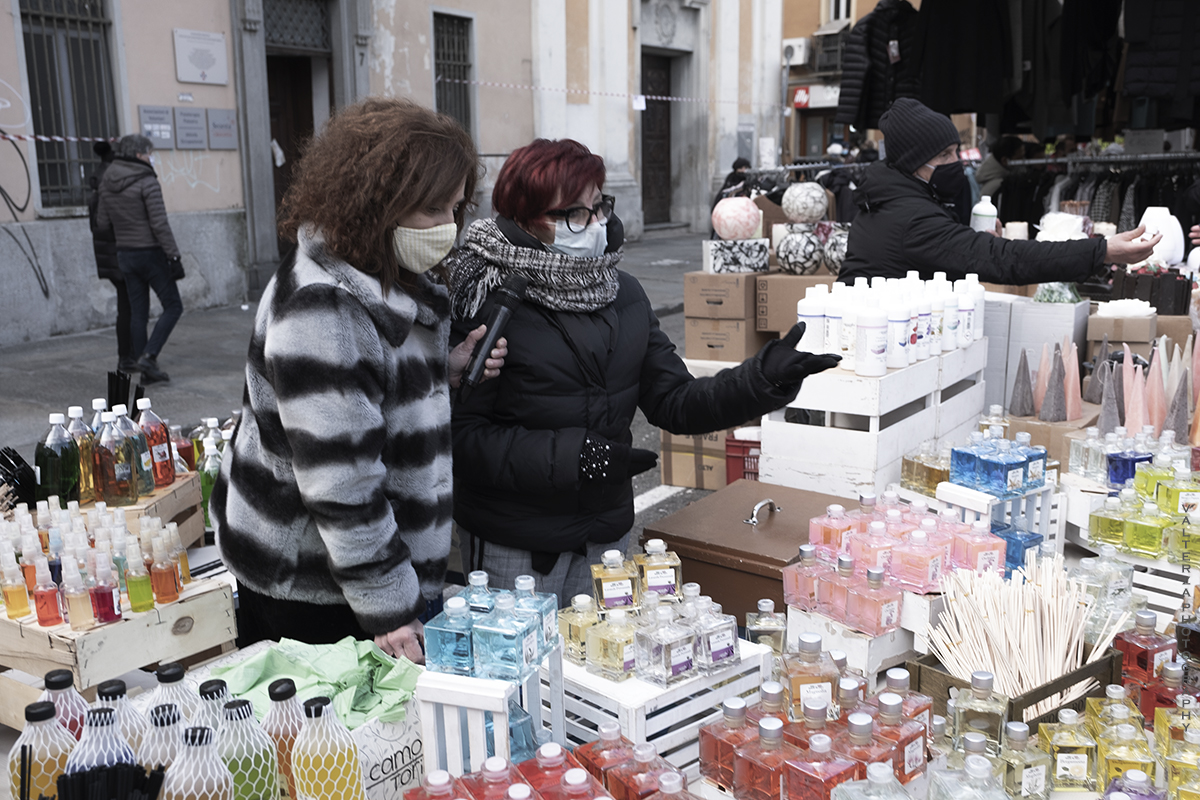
top-left (166, 256), bottom-right (185, 281)
top-left (760, 323), bottom-right (842, 388)
top-left (579, 433), bottom-right (658, 484)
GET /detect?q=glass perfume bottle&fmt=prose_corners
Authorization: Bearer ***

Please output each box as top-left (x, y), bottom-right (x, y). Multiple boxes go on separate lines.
top-left (608, 743), bottom-right (680, 800)
top-left (901, 442), bottom-right (932, 493)
top-left (784, 544), bottom-right (832, 611)
top-left (574, 721), bottom-right (635, 788)
top-left (830, 713), bottom-right (898, 779)
top-left (700, 697), bottom-right (757, 789)
top-left (217, 698), bottom-right (279, 800)
top-left (1142, 661), bottom-right (1186, 723)
top-left (592, 549), bottom-right (640, 611)
top-left (586, 607), bottom-right (637, 681)
top-left (1135, 453), bottom-right (1174, 500)
top-left (1013, 432), bottom-right (1047, 490)
top-left (783, 634), bottom-right (840, 722)
top-left (835, 678), bottom-right (875, 726)
top-left (1165, 727), bottom-right (1200, 798)
top-left (745, 598), bottom-right (787, 654)
top-left (291, 697), bottom-right (365, 800)
top-left (425, 595), bottom-right (475, 676)
top-left (733, 716), bottom-right (800, 800)
top-left (784, 699), bottom-right (833, 750)
top-left (1168, 513), bottom-right (1200, 567)
top-left (1043, 709), bottom-right (1096, 792)
top-left (635, 606), bottom-right (696, 686)
top-left (953, 671), bottom-right (1007, 751)
top-left (1158, 468), bottom-right (1200, 517)
top-left (691, 597), bottom-right (741, 675)
top-left (160, 726), bottom-right (236, 800)
top-left (559, 594), bottom-right (599, 666)
top-left (846, 522), bottom-right (898, 576)
top-left (747, 681), bottom-right (790, 726)
top-left (928, 715), bottom-right (952, 771)
top-left (1108, 437), bottom-right (1140, 488)
top-left (914, 516), bottom-right (955, 563)
top-left (951, 431), bottom-right (987, 489)
top-left (1115, 610), bottom-right (1176, 684)
top-left (883, 509), bottom-right (915, 539)
top-left (867, 668), bottom-right (932, 738)
top-left (945, 732), bottom-right (1006, 776)
top-left (461, 570), bottom-right (496, 615)
top-left (518, 742), bottom-right (583, 792)
top-left (831, 761), bottom-right (909, 800)
top-left (951, 520), bottom-right (1006, 575)
top-left (1123, 501), bottom-right (1171, 559)
top-left (784, 732), bottom-right (858, 800)
top-left (846, 568), bottom-right (902, 637)
top-left (999, 722), bottom-right (1051, 800)
top-left (7, 701), bottom-right (75, 799)
top-left (95, 679), bottom-right (150, 754)
top-left (541, 767), bottom-right (606, 800)
top-left (148, 661), bottom-right (199, 722)
top-left (475, 592), bottom-right (539, 682)
top-left (1070, 428), bottom-right (1100, 477)
top-left (872, 693), bottom-right (925, 784)
top-left (635, 539), bottom-right (682, 601)
top-left (138, 704), bottom-right (184, 772)
top-left (63, 707), bottom-right (137, 774)
top-left (1098, 723), bottom-right (1154, 785)
top-left (994, 520), bottom-right (1043, 576)
top-left (39, 669), bottom-right (89, 741)
top-left (514, 573), bottom-right (559, 659)
top-left (950, 755), bottom-right (1010, 800)
top-left (817, 555), bottom-right (863, 621)
top-left (811, 504), bottom-right (857, 557)
top-left (848, 493), bottom-right (884, 533)
top-left (888, 529), bottom-right (943, 594)
top-left (260, 678), bottom-right (302, 800)
top-left (1102, 769), bottom-right (1165, 800)
top-left (978, 440), bottom-right (1027, 499)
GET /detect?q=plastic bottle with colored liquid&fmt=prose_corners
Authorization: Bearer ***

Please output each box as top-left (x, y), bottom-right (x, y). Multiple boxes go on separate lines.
top-left (66, 405), bottom-right (96, 505)
top-left (2, 552), bottom-right (30, 620)
top-left (8, 701), bottom-right (75, 799)
top-left (152, 538), bottom-right (180, 604)
top-left (93, 411), bottom-right (138, 506)
top-left (200, 436), bottom-right (222, 528)
top-left (217, 698), bottom-right (279, 800)
top-left (160, 725), bottom-right (235, 800)
top-left (35, 413), bottom-right (81, 506)
top-left (291, 697), bottom-right (365, 800)
top-left (61, 560), bottom-right (95, 632)
top-left (136, 398), bottom-right (176, 488)
top-left (261, 678), bottom-right (303, 800)
top-left (113, 404), bottom-right (154, 496)
top-left (32, 557), bottom-right (62, 627)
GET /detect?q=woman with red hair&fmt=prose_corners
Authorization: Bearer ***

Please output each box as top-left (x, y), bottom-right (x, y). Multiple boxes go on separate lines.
top-left (445, 138), bottom-right (839, 603)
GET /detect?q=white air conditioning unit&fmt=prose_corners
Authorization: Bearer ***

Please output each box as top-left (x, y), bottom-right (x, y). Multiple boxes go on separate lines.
top-left (782, 37), bottom-right (811, 68)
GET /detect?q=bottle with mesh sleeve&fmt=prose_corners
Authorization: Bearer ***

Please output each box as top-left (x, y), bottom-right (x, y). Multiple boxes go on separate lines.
top-left (38, 668), bottom-right (89, 740)
top-left (95, 679), bottom-right (150, 753)
top-left (261, 678), bottom-right (303, 799)
top-left (147, 662), bottom-right (199, 722)
top-left (162, 726), bottom-right (235, 800)
top-left (291, 697), bottom-right (365, 800)
top-left (140, 704), bottom-right (185, 772)
top-left (217, 698), bottom-right (279, 800)
top-left (7, 701), bottom-right (74, 800)
top-left (63, 707), bottom-right (137, 773)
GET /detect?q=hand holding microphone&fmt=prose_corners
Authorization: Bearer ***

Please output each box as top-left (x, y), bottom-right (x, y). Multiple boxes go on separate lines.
top-left (453, 275), bottom-right (527, 401)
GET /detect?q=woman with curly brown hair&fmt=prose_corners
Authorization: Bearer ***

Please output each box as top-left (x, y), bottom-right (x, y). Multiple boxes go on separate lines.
top-left (211, 98), bottom-right (505, 661)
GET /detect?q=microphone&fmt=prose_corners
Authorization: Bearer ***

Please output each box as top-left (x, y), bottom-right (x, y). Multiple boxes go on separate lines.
top-left (459, 274), bottom-right (527, 402)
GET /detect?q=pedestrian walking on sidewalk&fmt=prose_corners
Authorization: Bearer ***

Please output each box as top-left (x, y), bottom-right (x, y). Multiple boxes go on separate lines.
top-left (96, 134), bottom-right (183, 384)
top-left (87, 141), bottom-right (134, 373)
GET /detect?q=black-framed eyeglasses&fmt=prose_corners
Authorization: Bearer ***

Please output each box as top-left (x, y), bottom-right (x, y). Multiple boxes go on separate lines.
top-left (546, 194), bottom-right (616, 233)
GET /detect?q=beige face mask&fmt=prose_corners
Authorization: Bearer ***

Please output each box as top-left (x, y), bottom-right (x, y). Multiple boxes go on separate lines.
top-left (392, 222), bottom-right (458, 274)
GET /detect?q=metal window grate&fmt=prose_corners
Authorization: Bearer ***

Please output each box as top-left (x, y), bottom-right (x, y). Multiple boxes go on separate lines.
top-left (433, 13), bottom-right (472, 135)
top-left (19, 0), bottom-right (118, 207)
top-left (264, 0), bottom-right (331, 55)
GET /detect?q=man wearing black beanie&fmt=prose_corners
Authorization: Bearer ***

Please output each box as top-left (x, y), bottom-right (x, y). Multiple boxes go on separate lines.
top-left (839, 98), bottom-right (1159, 284)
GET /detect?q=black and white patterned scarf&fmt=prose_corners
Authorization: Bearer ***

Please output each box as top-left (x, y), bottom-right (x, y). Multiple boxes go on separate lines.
top-left (447, 218), bottom-right (622, 320)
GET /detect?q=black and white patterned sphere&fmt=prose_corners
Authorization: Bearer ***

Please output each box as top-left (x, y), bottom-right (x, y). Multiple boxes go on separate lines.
top-left (777, 230), bottom-right (826, 275)
top-left (823, 224), bottom-right (851, 275)
top-left (782, 182), bottom-right (828, 223)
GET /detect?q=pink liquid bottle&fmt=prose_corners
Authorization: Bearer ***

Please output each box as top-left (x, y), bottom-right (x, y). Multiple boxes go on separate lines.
top-left (732, 717), bottom-right (800, 800)
top-left (902, 499), bottom-right (933, 527)
top-left (847, 493), bottom-right (884, 534)
top-left (816, 555), bottom-right (862, 622)
top-left (846, 522), bottom-right (897, 576)
top-left (951, 520), bottom-right (1006, 575)
top-left (783, 544), bottom-right (832, 611)
top-left (913, 517), bottom-right (954, 562)
top-left (782, 733), bottom-right (858, 800)
top-left (809, 505), bottom-right (855, 559)
top-left (700, 697), bottom-right (758, 788)
top-left (539, 768), bottom-right (607, 800)
top-left (38, 669), bottom-right (89, 741)
top-left (460, 757), bottom-right (528, 800)
top-left (878, 491), bottom-right (903, 517)
top-left (518, 742), bottom-right (583, 793)
top-left (404, 770), bottom-right (464, 800)
top-left (783, 699), bottom-right (832, 750)
top-left (574, 721), bottom-right (635, 789)
top-left (936, 508), bottom-right (970, 537)
top-left (888, 529), bottom-right (944, 594)
top-left (883, 509), bottom-right (915, 539)
top-left (846, 568), bottom-right (903, 637)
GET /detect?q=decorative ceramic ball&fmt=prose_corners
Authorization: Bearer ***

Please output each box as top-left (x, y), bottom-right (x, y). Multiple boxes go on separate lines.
top-left (782, 182), bottom-right (828, 223)
top-left (777, 227), bottom-right (825, 275)
top-left (823, 224), bottom-right (850, 276)
top-left (711, 197), bottom-right (762, 240)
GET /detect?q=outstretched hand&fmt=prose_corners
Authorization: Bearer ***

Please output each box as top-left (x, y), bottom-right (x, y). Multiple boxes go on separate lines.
top-left (448, 325), bottom-right (508, 389)
top-left (375, 619), bottom-right (425, 664)
top-left (761, 323), bottom-right (842, 388)
top-left (1106, 224), bottom-right (1163, 265)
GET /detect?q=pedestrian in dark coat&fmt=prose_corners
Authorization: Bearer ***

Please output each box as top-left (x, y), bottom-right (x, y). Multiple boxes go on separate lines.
top-left (87, 141), bottom-right (133, 372)
top-left (445, 138), bottom-right (841, 604)
top-left (839, 99), bottom-right (1161, 284)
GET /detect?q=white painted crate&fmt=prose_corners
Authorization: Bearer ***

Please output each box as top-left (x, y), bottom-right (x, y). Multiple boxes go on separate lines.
top-left (933, 482), bottom-right (1066, 548)
top-left (1059, 472), bottom-right (1109, 530)
top-left (900, 592), bottom-right (947, 657)
top-left (542, 639), bottom-right (772, 782)
top-left (785, 607), bottom-right (916, 690)
top-left (415, 644), bottom-right (565, 775)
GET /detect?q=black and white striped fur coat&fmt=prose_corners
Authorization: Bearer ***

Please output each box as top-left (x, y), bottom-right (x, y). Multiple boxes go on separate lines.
top-left (211, 227), bottom-right (452, 634)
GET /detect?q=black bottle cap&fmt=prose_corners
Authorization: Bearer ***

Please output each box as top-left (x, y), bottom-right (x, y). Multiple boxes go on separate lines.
top-left (223, 698), bottom-right (253, 720)
top-left (86, 708), bottom-right (116, 726)
top-left (198, 679), bottom-right (227, 700)
top-left (44, 669), bottom-right (74, 690)
top-left (156, 662), bottom-right (186, 684)
top-left (183, 726), bottom-right (213, 746)
top-left (25, 701), bottom-right (56, 723)
top-left (150, 704), bottom-right (182, 727)
top-left (269, 678), bottom-right (297, 701)
top-left (97, 679), bottom-right (127, 701)
top-left (303, 697), bottom-right (331, 718)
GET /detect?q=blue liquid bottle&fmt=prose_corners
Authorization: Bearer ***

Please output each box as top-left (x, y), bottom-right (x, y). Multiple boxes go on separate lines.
top-left (994, 517), bottom-right (1043, 576)
top-left (1013, 432), bottom-right (1047, 491)
top-left (978, 440), bottom-right (1027, 499)
top-left (474, 593), bottom-right (539, 682)
top-left (1108, 438), bottom-right (1141, 488)
top-left (460, 570), bottom-right (495, 616)
top-left (513, 574), bottom-right (559, 660)
top-left (426, 596), bottom-right (475, 676)
top-left (950, 431), bottom-right (986, 488)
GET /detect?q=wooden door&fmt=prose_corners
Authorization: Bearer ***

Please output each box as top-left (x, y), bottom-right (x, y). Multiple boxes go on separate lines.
top-left (641, 54), bottom-right (672, 224)
top-left (267, 56), bottom-right (314, 255)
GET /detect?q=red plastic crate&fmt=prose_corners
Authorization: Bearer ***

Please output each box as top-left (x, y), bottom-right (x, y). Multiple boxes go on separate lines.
top-left (726, 438), bottom-right (761, 483)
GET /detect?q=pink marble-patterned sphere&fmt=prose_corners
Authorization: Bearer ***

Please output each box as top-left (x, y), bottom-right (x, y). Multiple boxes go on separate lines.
top-left (711, 197), bottom-right (762, 240)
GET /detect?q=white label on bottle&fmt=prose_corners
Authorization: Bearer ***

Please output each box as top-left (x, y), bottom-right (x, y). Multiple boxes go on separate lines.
top-left (1006, 467), bottom-right (1024, 492)
top-left (879, 600), bottom-right (899, 627)
top-left (140, 450), bottom-right (152, 471)
top-left (112, 588), bottom-right (121, 613)
top-left (877, 548), bottom-right (892, 569)
top-left (1028, 459), bottom-right (1044, 483)
top-left (977, 550), bottom-right (999, 573)
top-left (1046, 468), bottom-right (1058, 487)
top-left (115, 463), bottom-right (132, 481)
top-left (543, 612), bottom-right (555, 646)
top-left (904, 739), bottom-right (924, 774)
top-left (928, 555), bottom-right (942, 585)
top-left (916, 709), bottom-right (931, 731)
top-left (670, 643), bottom-right (693, 676)
top-left (708, 629), bottom-right (736, 663)
top-left (1155, 649), bottom-right (1174, 675)
top-left (523, 630), bottom-right (537, 665)
top-left (151, 442), bottom-right (170, 464)
top-left (1022, 764), bottom-right (1046, 796)
top-left (602, 579), bottom-right (634, 608)
top-left (622, 642), bottom-right (634, 673)
top-left (799, 682), bottom-right (834, 717)
top-left (646, 568), bottom-right (677, 595)
top-left (1055, 753), bottom-right (1089, 780)
top-left (1178, 491), bottom-right (1200, 515)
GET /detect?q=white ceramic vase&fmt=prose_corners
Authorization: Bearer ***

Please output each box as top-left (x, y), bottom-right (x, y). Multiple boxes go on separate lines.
top-left (1138, 206), bottom-right (1185, 265)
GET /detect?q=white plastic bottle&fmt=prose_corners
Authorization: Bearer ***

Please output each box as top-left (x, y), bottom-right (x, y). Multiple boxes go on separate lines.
top-left (916, 300), bottom-right (932, 361)
top-left (970, 284), bottom-right (986, 341)
top-left (824, 296), bottom-right (844, 355)
top-left (796, 298), bottom-right (826, 353)
top-left (929, 296), bottom-right (944, 353)
top-left (840, 307), bottom-right (858, 371)
top-left (958, 293), bottom-right (976, 349)
top-left (886, 305), bottom-right (910, 370)
top-left (906, 301), bottom-right (919, 364)
top-left (856, 308), bottom-right (888, 377)
top-left (942, 295), bottom-right (960, 352)
top-left (970, 195), bottom-right (998, 233)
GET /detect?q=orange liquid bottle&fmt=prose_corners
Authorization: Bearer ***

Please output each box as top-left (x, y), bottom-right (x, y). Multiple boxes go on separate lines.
top-left (151, 539), bottom-right (180, 604)
top-left (136, 398), bottom-right (175, 488)
top-left (33, 558), bottom-right (62, 626)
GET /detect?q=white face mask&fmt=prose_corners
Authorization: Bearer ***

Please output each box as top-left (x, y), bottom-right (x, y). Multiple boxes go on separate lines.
top-left (392, 222), bottom-right (458, 274)
top-left (548, 218), bottom-right (608, 259)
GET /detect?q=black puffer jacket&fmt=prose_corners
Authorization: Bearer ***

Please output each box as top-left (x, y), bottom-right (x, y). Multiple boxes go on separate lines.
top-left (95, 156), bottom-right (180, 258)
top-left (87, 162), bottom-right (120, 281)
top-left (839, 161), bottom-right (1106, 284)
top-left (449, 222), bottom-right (798, 554)
top-left (1124, 0), bottom-right (1200, 121)
top-left (835, 0), bottom-right (920, 130)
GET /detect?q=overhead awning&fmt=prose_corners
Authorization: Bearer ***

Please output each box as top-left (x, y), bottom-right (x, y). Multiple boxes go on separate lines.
top-left (813, 18), bottom-right (851, 36)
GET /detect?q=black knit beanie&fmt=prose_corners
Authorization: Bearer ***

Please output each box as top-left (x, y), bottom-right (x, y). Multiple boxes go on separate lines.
top-left (879, 98), bottom-right (961, 175)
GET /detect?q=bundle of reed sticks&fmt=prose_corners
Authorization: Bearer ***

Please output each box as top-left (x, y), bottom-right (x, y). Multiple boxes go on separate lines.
top-left (927, 549), bottom-right (1129, 722)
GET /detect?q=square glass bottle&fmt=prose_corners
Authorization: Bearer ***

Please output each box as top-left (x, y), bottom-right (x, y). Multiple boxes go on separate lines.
top-left (871, 693), bottom-right (925, 785)
top-left (829, 713), bottom-right (897, 780)
top-left (810, 505), bottom-right (857, 558)
top-left (473, 593), bottom-right (539, 683)
top-left (1114, 610), bottom-right (1177, 684)
top-left (1158, 469), bottom-right (1200, 518)
top-left (746, 681), bottom-right (790, 726)
top-left (634, 539), bottom-right (683, 602)
top-left (558, 594), bottom-right (599, 666)
top-left (783, 699), bottom-right (833, 750)
top-left (867, 668), bottom-right (932, 736)
top-left (816, 555), bottom-right (862, 622)
top-left (513, 574), bottom-right (559, 660)
top-left (607, 743), bottom-right (681, 800)
top-left (1042, 709), bottom-right (1096, 792)
top-left (951, 520), bottom-right (1006, 575)
top-left (634, 607), bottom-right (696, 687)
top-left (585, 608), bottom-right (637, 682)
top-left (950, 431), bottom-right (987, 489)
top-left (732, 717), bottom-right (801, 800)
top-left (830, 762), bottom-right (908, 800)
top-left (424, 596), bottom-right (475, 677)
top-left (1165, 727), bottom-right (1200, 798)
top-left (845, 568), bottom-right (902, 637)
top-left (846, 523), bottom-right (897, 576)
top-left (1098, 723), bottom-right (1154, 785)
top-left (699, 697), bottom-right (757, 789)
top-left (784, 732), bottom-right (858, 800)
top-left (999, 722), bottom-right (1051, 800)
top-left (783, 544), bottom-right (832, 611)
top-left (591, 550), bottom-right (640, 611)
top-left (1070, 428), bottom-right (1100, 477)
top-left (1013, 432), bottom-right (1047, 491)
top-left (690, 598), bottom-right (741, 675)
top-left (953, 671), bottom-right (1007, 751)
top-left (1168, 513), bottom-right (1200, 567)
top-left (460, 570), bottom-right (496, 615)
top-left (573, 721), bottom-right (635, 788)
top-left (782, 634), bottom-right (840, 722)
top-left (745, 598), bottom-right (787, 655)
top-left (1121, 500), bottom-right (1170, 559)
top-left (945, 731), bottom-right (1006, 776)
top-left (977, 439), bottom-right (1027, 499)
top-left (888, 529), bottom-right (944, 594)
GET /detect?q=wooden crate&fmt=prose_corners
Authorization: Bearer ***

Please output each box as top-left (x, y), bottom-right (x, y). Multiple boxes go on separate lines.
top-left (786, 607), bottom-right (915, 690)
top-left (545, 639), bottom-right (772, 781)
top-left (85, 471), bottom-right (205, 548)
top-left (906, 647), bottom-right (1123, 731)
top-left (934, 482), bottom-right (1065, 546)
top-left (0, 577), bottom-right (236, 729)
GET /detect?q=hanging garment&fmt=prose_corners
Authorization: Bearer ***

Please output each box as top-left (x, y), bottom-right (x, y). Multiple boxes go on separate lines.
top-left (835, 0), bottom-right (921, 130)
top-left (1124, 1), bottom-right (1200, 126)
top-left (915, 0), bottom-right (1013, 115)
top-left (1060, 0), bottom-right (1122, 100)
top-left (1118, 176), bottom-right (1141, 233)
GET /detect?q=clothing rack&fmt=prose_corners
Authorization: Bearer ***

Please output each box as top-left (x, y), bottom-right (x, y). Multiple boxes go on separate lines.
top-left (1007, 151), bottom-right (1200, 173)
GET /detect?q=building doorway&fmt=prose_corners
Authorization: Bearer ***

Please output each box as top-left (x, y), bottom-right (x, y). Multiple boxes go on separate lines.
top-left (266, 56), bottom-right (315, 256)
top-left (641, 54), bottom-right (672, 225)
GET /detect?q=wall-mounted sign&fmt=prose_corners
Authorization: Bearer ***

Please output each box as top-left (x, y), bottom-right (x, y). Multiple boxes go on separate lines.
top-left (174, 107), bottom-right (208, 149)
top-left (794, 84), bottom-right (840, 109)
top-left (138, 105), bottom-right (174, 149)
top-left (173, 29), bottom-right (229, 85)
top-left (207, 109), bottom-right (237, 150)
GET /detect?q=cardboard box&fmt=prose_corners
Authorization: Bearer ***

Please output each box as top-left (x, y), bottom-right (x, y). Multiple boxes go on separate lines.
top-left (1087, 314), bottom-right (1157, 343)
top-left (1006, 401), bottom-right (1102, 465)
top-left (1005, 300), bottom-right (1090, 410)
top-left (1159, 315), bottom-right (1196, 349)
top-left (660, 429), bottom-right (728, 490)
top-left (754, 272), bottom-right (838, 332)
top-left (1086, 315), bottom-right (1193, 364)
top-left (685, 317), bottom-right (772, 362)
top-left (754, 194), bottom-right (789, 232)
top-left (982, 282), bottom-right (1037, 297)
top-left (682, 271), bottom-right (756, 320)
top-left (701, 238), bottom-right (770, 274)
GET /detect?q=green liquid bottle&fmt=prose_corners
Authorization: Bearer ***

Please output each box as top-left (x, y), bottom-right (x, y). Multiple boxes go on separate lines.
top-left (1088, 497), bottom-right (1126, 547)
top-left (124, 543), bottom-right (155, 613)
top-left (35, 413), bottom-right (80, 506)
top-left (217, 699), bottom-right (279, 800)
top-left (1169, 513), bottom-right (1200, 568)
top-left (1135, 454), bottom-right (1174, 500)
top-left (199, 437), bottom-right (222, 528)
top-left (1124, 502), bottom-right (1171, 559)
top-left (1159, 469), bottom-right (1200, 518)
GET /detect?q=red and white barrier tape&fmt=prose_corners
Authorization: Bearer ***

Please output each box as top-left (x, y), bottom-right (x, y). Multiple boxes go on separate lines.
top-left (1, 132), bottom-right (115, 143)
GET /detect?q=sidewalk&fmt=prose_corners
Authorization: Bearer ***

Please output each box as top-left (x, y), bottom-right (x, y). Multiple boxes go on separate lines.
top-left (0, 231), bottom-right (705, 462)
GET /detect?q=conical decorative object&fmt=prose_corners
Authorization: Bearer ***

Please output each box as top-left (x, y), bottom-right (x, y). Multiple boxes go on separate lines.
top-left (1097, 361), bottom-right (1121, 435)
top-left (1184, 333), bottom-right (1195, 410)
top-left (1157, 335), bottom-right (1171, 394)
top-left (1039, 352), bottom-right (1068, 422)
top-left (1093, 335), bottom-right (1111, 373)
top-left (1126, 366), bottom-right (1148, 433)
top-left (1010, 348), bottom-right (1036, 417)
top-left (1147, 355), bottom-right (1168, 436)
top-left (1113, 359), bottom-right (1126, 424)
top-left (1066, 343), bottom-right (1083, 420)
top-left (1123, 343), bottom-right (1135, 418)
top-left (1166, 377), bottom-right (1191, 444)
top-left (1168, 344), bottom-right (1184, 408)
top-left (1191, 385), bottom-right (1200, 446)
top-left (1034, 343), bottom-right (1052, 415)
top-left (1084, 338), bottom-right (1109, 404)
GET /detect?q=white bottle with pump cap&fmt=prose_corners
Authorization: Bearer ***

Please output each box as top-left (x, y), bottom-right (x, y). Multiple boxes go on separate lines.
top-left (971, 196), bottom-right (998, 233)
top-left (856, 309), bottom-right (888, 377)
